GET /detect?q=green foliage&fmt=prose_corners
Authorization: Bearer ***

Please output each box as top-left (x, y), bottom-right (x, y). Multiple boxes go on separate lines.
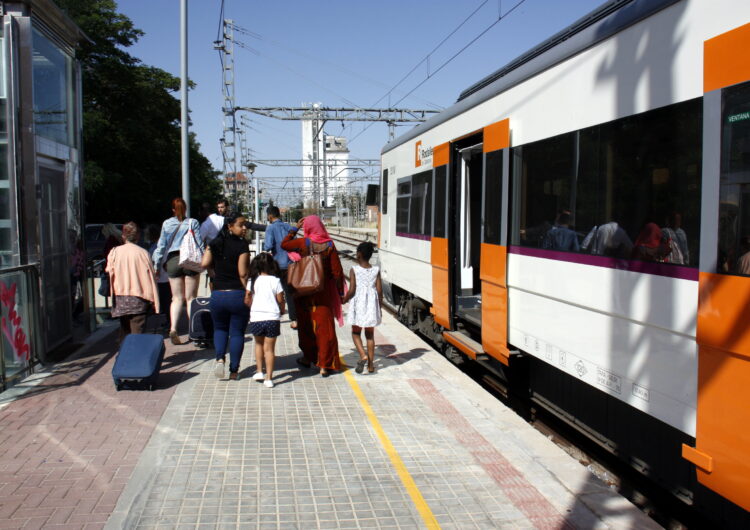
top-left (57, 0), bottom-right (220, 224)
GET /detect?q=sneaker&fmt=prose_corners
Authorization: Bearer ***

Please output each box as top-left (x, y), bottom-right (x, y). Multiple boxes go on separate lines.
top-left (229, 372), bottom-right (239, 381)
top-left (214, 361), bottom-right (225, 379)
top-left (264, 379), bottom-right (274, 388)
top-left (252, 372), bottom-right (265, 382)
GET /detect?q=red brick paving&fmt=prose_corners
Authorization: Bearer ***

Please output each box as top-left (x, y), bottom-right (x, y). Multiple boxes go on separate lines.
top-left (410, 378), bottom-right (575, 530)
top-left (0, 330), bottom-right (197, 528)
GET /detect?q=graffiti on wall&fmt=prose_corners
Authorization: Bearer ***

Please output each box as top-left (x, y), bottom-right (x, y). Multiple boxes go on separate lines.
top-left (0, 282), bottom-right (31, 361)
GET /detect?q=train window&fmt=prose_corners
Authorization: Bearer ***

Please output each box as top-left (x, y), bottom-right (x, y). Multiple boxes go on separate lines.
top-left (512, 98), bottom-right (702, 266)
top-left (434, 166), bottom-right (447, 238)
top-left (396, 177), bottom-right (411, 233)
top-left (483, 151), bottom-right (503, 245)
top-left (381, 169), bottom-right (388, 214)
top-left (410, 170), bottom-right (432, 236)
top-left (718, 81), bottom-right (750, 275)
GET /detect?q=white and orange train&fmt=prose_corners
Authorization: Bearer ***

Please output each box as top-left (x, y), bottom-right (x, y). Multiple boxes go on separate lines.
top-left (378, 0), bottom-right (750, 523)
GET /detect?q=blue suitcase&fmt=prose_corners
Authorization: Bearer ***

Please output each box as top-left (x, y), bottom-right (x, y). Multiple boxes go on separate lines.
top-left (112, 334), bottom-right (166, 391)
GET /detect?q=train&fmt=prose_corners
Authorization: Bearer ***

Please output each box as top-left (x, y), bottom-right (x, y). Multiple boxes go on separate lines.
top-left (377, 0), bottom-right (750, 525)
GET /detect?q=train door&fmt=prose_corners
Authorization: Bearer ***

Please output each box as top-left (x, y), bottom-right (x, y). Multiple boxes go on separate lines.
top-left (479, 119), bottom-right (511, 364)
top-left (682, 24), bottom-right (750, 512)
top-left (453, 136), bottom-right (483, 326)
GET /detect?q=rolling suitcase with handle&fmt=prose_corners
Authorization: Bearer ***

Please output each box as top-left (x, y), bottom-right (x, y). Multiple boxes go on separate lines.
top-left (112, 333), bottom-right (165, 391)
top-left (189, 297), bottom-right (214, 347)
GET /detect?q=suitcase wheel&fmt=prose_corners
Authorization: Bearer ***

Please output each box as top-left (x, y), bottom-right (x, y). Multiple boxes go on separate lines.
top-left (116, 382), bottom-right (123, 391)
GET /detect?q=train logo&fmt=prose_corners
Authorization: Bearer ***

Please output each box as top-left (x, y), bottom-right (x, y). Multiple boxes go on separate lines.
top-left (574, 360), bottom-right (587, 378)
top-left (415, 140), bottom-right (433, 168)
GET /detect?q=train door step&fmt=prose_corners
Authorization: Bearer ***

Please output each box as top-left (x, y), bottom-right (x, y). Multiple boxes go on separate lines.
top-left (443, 330), bottom-right (487, 361)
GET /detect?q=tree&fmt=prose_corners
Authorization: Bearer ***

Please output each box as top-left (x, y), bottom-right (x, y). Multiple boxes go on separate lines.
top-left (56, 0), bottom-right (222, 224)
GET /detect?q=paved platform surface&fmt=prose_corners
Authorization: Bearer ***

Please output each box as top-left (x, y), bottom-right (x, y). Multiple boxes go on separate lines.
top-left (0, 300), bottom-right (661, 529)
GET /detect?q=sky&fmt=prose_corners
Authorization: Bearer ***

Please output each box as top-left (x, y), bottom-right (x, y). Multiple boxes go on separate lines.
top-left (118, 0), bottom-right (605, 206)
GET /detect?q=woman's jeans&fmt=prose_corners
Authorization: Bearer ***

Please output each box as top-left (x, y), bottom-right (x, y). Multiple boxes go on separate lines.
top-left (210, 290), bottom-right (249, 373)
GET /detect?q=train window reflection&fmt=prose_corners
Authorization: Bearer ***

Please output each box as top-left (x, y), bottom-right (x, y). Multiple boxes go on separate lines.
top-left (512, 98), bottom-right (702, 267)
top-left (396, 177), bottom-right (410, 234)
top-left (483, 151), bottom-right (503, 245)
top-left (718, 81), bottom-right (750, 275)
top-left (381, 169), bottom-right (388, 214)
top-left (434, 166), bottom-right (447, 238)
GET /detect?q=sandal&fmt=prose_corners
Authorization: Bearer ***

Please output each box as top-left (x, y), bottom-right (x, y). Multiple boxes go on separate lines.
top-left (169, 331), bottom-right (182, 345)
top-left (355, 359), bottom-right (366, 374)
top-left (320, 369), bottom-right (330, 377)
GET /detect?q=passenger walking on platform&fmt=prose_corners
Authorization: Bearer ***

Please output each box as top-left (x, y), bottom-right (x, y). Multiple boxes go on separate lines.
top-left (281, 216), bottom-right (345, 377)
top-left (199, 197), bottom-right (229, 245)
top-left (263, 206), bottom-right (297, 329)
top-left (201, 213), bottom-right (250, 381)
top-left (342, 242), bottom-right (382, 374)
top-left (245, 253), bottom-right (285, 387)
top-left (152, 198), bottom-right (205, 345)
top-left (106, 222), bottom-right (160, 342)
top-left (147, 224), bottom-right (172, 329)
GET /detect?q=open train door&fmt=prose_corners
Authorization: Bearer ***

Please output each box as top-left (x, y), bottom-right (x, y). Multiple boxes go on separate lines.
top-left (682, 22), bottom-right (750, 511)
top-left (480, 119), bottom-right (511, 365)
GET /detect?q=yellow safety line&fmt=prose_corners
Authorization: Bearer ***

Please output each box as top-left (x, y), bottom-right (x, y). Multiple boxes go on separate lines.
top-left (340, 359), bottom-right (441, 529)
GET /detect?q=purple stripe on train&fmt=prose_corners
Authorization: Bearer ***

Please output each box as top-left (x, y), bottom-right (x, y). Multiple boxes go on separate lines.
top-left (508, 246), bottom-right (699, 281)
top-left (396, 232), bottom-right (431, 241)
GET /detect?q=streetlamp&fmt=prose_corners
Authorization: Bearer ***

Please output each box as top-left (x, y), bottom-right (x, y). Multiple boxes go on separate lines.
top-left (330, 167), bottom-right (363, 226)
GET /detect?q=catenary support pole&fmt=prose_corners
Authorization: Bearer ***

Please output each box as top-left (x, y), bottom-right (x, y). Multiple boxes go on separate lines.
top-left (180, 0), bottom-right (190, 216)
top-left (254, 177), bottom-right (260, 253)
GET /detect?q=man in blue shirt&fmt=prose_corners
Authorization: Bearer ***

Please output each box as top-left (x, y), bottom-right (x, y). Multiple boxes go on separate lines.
top-left (263, 206), bottom-right (297, 328)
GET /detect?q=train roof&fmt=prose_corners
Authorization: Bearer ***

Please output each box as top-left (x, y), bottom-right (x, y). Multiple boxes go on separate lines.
top-left (382, 0), bottom-right (681, 155)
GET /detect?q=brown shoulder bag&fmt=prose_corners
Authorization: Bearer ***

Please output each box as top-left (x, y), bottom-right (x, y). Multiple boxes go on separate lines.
top-left (287, 239), bottom-right (328, 296)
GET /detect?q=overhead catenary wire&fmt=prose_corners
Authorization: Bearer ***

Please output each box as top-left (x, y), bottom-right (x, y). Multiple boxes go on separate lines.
top-left (348, 0), bottom-right (529, 146)
top-left (230, 22), bottom-right (444, 111)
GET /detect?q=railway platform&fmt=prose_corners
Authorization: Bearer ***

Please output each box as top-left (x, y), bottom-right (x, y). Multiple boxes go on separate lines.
top-left (0, 305), bottom-right (659, 529)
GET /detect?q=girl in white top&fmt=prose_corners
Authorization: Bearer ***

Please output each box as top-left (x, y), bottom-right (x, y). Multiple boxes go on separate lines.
top-left (342, 242), bottom-right (382, 374)
top-left (244, 253), bottom-right (285, 388)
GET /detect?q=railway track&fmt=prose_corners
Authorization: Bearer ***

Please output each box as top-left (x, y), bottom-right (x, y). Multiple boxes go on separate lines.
top-left (331, 229), bottom-right (698, 529)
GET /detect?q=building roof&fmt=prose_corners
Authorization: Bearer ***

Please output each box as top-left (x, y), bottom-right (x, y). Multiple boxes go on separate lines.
top-left (224, 172), bottom-right (248, 183)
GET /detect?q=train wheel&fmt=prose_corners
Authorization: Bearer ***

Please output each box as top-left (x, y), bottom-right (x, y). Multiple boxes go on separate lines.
top-left (444, 346), bottom-right (465, 366)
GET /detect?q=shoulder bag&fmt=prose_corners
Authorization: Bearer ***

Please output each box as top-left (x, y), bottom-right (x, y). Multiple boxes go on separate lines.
top-left (287, 239), bottom-right (327, 296)
top-left (178, 219), bottom-right (205, 272)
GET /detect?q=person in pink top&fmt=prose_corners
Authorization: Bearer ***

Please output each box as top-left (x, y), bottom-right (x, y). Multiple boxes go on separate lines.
top-left (106, 222), bottom-right (160, 342)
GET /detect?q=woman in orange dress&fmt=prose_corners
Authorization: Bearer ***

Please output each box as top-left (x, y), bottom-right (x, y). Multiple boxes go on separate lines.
top-left (281, 216), bottom-right (344, 376)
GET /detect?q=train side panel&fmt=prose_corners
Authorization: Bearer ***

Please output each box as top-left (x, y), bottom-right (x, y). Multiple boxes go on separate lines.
top-left (507, 254), bottom-right (698, 435)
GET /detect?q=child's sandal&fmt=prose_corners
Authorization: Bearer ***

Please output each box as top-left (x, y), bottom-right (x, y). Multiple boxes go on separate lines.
top-left (355, 359), bottom-right (366, 374)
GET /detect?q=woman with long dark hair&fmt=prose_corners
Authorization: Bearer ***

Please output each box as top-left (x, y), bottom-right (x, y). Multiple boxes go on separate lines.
top-left (152, 198), bottom-right (205, 345)
top-left (201, 212), bottom-right (250, 380)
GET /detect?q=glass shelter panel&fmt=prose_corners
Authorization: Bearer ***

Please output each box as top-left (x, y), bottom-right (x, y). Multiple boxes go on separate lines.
top-left (32, 28), bottom-right (74, 146)
top-left (0, 25), bottom-right (13, 268)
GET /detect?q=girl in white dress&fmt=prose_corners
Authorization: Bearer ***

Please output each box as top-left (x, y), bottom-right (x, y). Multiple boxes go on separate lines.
top-left (342, 242), bottom-right (382, 373)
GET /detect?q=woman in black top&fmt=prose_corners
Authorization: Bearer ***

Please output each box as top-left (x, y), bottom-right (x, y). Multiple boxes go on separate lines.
top-left (201, 212), bottom-right (250, 380)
